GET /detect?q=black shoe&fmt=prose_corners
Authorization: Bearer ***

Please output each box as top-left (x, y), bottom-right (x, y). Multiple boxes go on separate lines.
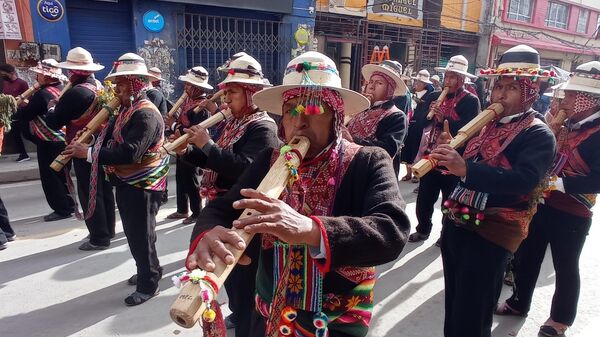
top-left (43, 212), bottom-right (71, 222)
top-left (408, 232), bottom-right (429, 242)
top-left (127, 274), bottom-right (137, 286)
top-left (78, 241), bottom-right (109, 251)
top-left (6, 233), bottom-right (16, 242)
top-left (124, 289), bottom-right (159, 306)
top-left (224, 314), bottom-right (237, 329)
top-left (15, 154), bottom-right (30, 162)
top-left (435, 237), bottom-right (442, 247)
top-left (160, 192), bottom-right (169, 205)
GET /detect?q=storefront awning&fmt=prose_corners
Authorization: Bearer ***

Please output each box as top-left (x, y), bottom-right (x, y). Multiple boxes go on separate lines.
top-left (492, 31), bottom-right (600, 56)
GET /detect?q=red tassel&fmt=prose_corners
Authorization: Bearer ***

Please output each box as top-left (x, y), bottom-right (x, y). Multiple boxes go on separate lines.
top-left (201, 300), bottom-right (227, 337)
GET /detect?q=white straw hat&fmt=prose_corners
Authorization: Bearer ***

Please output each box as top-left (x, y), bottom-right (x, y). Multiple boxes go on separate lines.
top-left (362, 60), bottom-right (409, 96)
top-left (561, 61), bottom-right (600, 96)
top-left (431, 75), bottom-right (440, 82)
top-left (105, 53), bottom-right (159, 82)
top-left (479, 45), bottom-right (555, 81)
top-left (178, 66), bottom-right (213, 90)
top-left (56, 47), bottom-right (104, 72)
top-left (435, 55), bottom-right (477, 79)
top-left (148, 67), bottom-right (163, 81)
top-left (29, 59), bottom-right (67, 82)
top-left (219, 52), bottom-right (271, 87)
top-left (252, 51), bottom-right (370, 116)
top-left (411, 69), bottom-right (433, 84)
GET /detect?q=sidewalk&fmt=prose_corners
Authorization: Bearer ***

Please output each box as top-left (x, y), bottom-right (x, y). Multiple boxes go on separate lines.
top-left (0, 153), bottom-right (40, 183)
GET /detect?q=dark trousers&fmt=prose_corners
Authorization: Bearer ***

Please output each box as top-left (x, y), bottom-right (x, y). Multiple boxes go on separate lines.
top-left (0, 195), bottom-right (14, 245)
top-left (8, 119), bottom-right (28, 156)
top-left (441, 221), bottom-right (510, 337)
top-left (507, 204), bottom-right (591, 326)
top-left (175, 157), bottom-right (201, 216)
top-left (74, 159), bottom-right (116, 246)
top-left (116, 184), bottom-right (162, 294)
top-left (416, 170), bottom-right (459, 235)
top-left (37, 141), bottom-right (75, 215)
top-left (225, 235), bottom-right (260, 337)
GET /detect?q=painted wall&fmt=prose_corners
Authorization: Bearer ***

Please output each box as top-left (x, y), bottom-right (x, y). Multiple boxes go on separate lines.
top-left (441, 0), bottom-right (483, 33)
top-left (28, 0), bottom-right (70, 60)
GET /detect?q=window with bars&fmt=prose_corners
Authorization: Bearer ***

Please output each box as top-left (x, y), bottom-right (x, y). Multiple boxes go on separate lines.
top-left (576, 9), bottom-right (589, 33)
top-left (507, 0), bottom-right (533, 22)
top-left (545, 2), bottom-right (569, 29)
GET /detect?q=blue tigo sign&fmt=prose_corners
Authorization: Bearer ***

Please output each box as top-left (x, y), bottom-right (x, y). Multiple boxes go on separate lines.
top-left (37, 0), bottom-right (64, 22)
top-left (143, 10), bottom-right (165, 33)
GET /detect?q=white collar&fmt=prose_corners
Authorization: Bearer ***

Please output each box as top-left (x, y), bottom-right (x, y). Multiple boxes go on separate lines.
top-left (498, 111), bottom-right (526, 124)
top-left (570, 110), bottom-right (600, 130)
top-left (416, 90), bottom-right (427, 99)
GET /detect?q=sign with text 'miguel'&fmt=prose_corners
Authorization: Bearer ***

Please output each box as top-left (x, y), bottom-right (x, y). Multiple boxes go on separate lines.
top-left (367, 0), bottom-right (423, 27)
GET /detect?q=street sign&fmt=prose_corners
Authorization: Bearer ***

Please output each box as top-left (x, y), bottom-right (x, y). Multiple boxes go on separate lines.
top-left (143, 10), bottom-right (165, 33)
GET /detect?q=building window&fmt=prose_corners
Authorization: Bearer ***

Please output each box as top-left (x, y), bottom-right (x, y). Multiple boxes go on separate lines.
top-left (545, 2), bottom-right (569, 29)
top-left (507, 0), bottom-right (533, 22)
top-left (576, 9), bottom-right (589, 33)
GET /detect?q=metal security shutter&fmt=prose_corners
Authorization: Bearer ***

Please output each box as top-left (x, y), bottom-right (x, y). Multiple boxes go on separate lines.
top-left (66, 0), bottom-right (135, 80)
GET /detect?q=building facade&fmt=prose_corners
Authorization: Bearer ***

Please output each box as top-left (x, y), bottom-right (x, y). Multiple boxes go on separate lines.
top-left (490, 0), bottom-right (600, 71)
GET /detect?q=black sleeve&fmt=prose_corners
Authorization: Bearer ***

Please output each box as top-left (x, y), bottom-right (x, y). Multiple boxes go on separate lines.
top-left (13, 89), bottom-right (52, 122)
top-left (98, 108), bottom-right (162, 165)
top-left (318, 147), bottom-right (410, 268)
top-left (45, 87), bottom-right (95, 130)
top-left (203, 121), bottom-right (279, 179)
top-left (353, 112), bottom-right (407, 158)
top-left (464, 124), bottom-right (556, 195)
top-left (190, 149), bottom-right (273, 240)
top-left (146, 89), bottom-right (168, 115)
top-left (563, 131), bottom-right (600, 194)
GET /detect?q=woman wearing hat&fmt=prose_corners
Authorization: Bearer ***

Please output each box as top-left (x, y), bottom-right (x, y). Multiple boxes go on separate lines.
top-left (186, 51), bottom-right (410, 337)
top-left (429, 45), bottom-right (556, 337)
top-left (496, 61), bottom-right (600, 337)
top-left (401, 69), bottom-right (435, 183)
top-left (346, 60), bottom-right (408, 177)
top-left (181, 52), bottom-right (279, 333)
top-left (408, 55), bottom-right (481, 245)
top-left (165, 66), bottom-right (214, 225)
top-left (45, 47), bottom-right (116, 250)
top-left (10, 59), bottom-right (75, 221)
top-left (64, 53), bottom-right (169, 306)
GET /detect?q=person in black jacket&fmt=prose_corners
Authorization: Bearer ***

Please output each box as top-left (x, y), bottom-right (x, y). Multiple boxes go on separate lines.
top-left (64, 53), bottom-right (169, 306)
top-left (346, 60), bottom-right (408, 178)
top-left (179, 52), bottom-right (279, 336)
top-left (46, 47), bottom-right (116, 248)
top-left (146, 67), bottom-right (168, 115)
top-left (184, 51), bottom-right (410, 337)
top-left (496, 60), bottom-right (600, 337)
top-left (408, 55), bottom-right (481, 244)
top-left (401, 69), bottom-right (435, 182)
top-left (165, 66), bottom-right (213, 224)
top-left (12, 60), bottom-right (75, 219)
top-left (431, 45), bottom-right (556, 337)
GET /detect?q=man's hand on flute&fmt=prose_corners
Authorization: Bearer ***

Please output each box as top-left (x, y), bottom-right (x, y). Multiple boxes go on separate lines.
top-left (430, 144), bottom-right (466, 177)
top-left (186, 226), bottom-right (249, 272)
top-left (184, 125), bottom-right (211, 148)
top-left (196, 98), bottom-right (218, 114)
top-left (63, 142), bottom-right (89, 159)
top-left (436, 120), bottom-right (453, 145)
top-left (232, 189), bottom-right (321, 246)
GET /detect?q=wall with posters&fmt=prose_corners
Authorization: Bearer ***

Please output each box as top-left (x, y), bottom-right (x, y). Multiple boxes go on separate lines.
top-left (367, 0), bottom-right (423, 27)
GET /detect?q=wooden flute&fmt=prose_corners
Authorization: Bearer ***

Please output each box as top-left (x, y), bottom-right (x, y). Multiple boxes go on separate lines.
top-left (15, 82), bottom-right (42, 105)
top-left (167, 92), bottom-right (189, 118)
top-left (50, 97), bottom-right (121, 172)
top-left (169, 136), bottom-right (311, 328)
top-left (412, 103), bottom-right (504, 178)
top-left (426, 87), bottom-right (449, 120)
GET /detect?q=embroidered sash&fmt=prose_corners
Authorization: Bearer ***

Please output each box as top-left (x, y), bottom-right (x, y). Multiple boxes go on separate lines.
top-left (29, 85), bottom-right (66, 142)
top-left (66, 82), bottom-right (101, 142)
top-left (346, 103), bottom-right (398, 141)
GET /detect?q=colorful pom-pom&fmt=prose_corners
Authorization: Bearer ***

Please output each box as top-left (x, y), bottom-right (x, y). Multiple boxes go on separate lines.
top-left (442, 209), bottom-right (449, 214)
top-left (475, 220), bottom-right (481, 226)
top-left (327, 177), bottom-right (335, 186)
top-left (279, 324), bottom-right (293, 335)
top-left (280, 145), bottom-right (292, 155)
top-left (281, 306), bottom-right (298, 323)
top-left (202, 308), bottom-right (216, 322)
top-left (313, 312), bottom-right (329, 329)
top-left (461, 207), bottom-right (470, 214)
top-left (476, 212), bottom-right (485, 220)
top-left (443, 200), bottom-right (453, 208)
top-left (462, 214), bottom-right (470, 221)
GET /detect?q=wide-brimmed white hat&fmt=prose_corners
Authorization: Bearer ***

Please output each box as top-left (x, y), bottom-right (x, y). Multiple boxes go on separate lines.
top-left (219, 52), bottom-right (271, 87)
top-left (29, 59), bottom-right (67, 82)
top-left (435, 55), bottom-right (477, 79)
top-left (56, 47), bottom-right (104, 72)
top-left (148, 67), bottom-right (163, 81)
top-left (105, 53), bottom-right (159, 82)
top-left (411, 69), bottom-right (433, 84)
top-left (479, 45), bottom-right (554, 81)
top-left (178, 66), bottom-right (213, 90)
top-left (362, 60), bottom-right (409, 96)
top-left (431, 74), bottom-right (440, 82)
top-left (562, 61), bottom-right (600, 96)
top-left (543, 82), bottom-right (567, 98)
top-left (253, 51), bottom-right (370, 116)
